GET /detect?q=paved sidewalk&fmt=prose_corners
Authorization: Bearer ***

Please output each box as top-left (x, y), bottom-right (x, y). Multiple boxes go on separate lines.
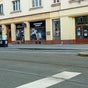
top-left (2, 44), bottom-right (88, 56)
top-left (7, 44), bottom-right (88, 50)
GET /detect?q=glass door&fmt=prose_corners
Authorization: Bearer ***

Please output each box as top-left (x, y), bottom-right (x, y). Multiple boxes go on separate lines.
top-left (76, 25), bottom-right (88, 39)
top-left (16, 28), bottom-right (24, 43)
top-left (76, 26), bottom-right (82, 39)
top-left (83, 25), bottom-right (88, 38)
top-left (6, 25), bottom-right (12, 43)
top-left (52, 19), bottom-right (60, 40)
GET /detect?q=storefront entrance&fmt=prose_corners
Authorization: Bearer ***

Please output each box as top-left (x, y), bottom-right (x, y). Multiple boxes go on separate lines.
top-left (52, 19), bottom-right (60, 40)
top-left (76, 25), bottom-right (88, 39)
top-left (76, 16), bottom-right (88, 43)
top-left (76, 16), bottom-right (88, 39)
top-left (16, 24), bottom-right (24, 43)
top-left (6, 25), bottom-right (12, 43)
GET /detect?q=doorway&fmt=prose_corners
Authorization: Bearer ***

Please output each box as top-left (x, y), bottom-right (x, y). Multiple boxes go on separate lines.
top-left (76, 25), bottom-right (88, 39)
top-left (52, 19), bottom-right (60, 40)
top-left (16, 24), bottom-right (24, 43)
top-left (6, 25), bottom-right (12, 43)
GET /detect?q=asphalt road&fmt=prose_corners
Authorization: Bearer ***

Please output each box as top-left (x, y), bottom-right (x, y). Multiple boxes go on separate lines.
top-left (0, 48), bottom-right (88, 88)
top-left (0, 47), bottom-right (88, 54)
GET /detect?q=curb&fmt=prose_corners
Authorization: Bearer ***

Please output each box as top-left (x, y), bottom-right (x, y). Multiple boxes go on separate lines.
top-left (78, 52), bottom-right (88, 56)
top-left (18, 48), bottom-right (81, 50)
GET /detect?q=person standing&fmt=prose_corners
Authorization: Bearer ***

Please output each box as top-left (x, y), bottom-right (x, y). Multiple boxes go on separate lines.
top-left (2, 34), bottom-right (7, 47)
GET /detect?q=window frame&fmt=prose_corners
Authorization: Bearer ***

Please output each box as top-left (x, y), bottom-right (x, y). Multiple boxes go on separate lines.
top-left (75, 16), bottom-right (88, 39)
top-left (52, 19), bottom-right (61, 40)
top-left (0, 4), bottom-right (3, 14)
top-left (12, 0), bottom-right (20, 12)
top-left (32, 0), bottom-right (42, 8)
top-left (53, 0), bottom-right (59, 3)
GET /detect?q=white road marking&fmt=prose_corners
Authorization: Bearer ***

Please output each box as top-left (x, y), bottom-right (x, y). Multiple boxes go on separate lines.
top-left (16, 71), bottom-right (81, 88)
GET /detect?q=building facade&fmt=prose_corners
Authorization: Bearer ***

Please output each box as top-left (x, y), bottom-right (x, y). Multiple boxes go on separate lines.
top-left (0, 0), bottom-right (88, 44)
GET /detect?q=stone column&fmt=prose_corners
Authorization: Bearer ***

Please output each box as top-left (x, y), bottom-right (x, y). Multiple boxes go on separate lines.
top-left (46, 19), bottom-right (53, 40)
top-left (24, 22), bottom-right (30, 44)
top-left (60, 16), bottom-right (75, 40)
top-left (2, 24), bottom-right (7, 35)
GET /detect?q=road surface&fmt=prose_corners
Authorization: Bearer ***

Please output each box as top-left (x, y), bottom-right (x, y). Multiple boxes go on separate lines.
top-left (0, 48), bottom-right (88, 88)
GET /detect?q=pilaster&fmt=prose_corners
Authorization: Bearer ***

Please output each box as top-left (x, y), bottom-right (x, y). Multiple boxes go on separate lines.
top-left (46, 19), bottom-right (53, 40)
top-left (11, 23), bottom-right (16, 41)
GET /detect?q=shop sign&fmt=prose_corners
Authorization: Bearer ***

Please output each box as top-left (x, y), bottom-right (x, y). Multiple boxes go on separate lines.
top-left (30, 21), bottom-right (45, 28)
top-left (33, 22), bottom-right (42, 27)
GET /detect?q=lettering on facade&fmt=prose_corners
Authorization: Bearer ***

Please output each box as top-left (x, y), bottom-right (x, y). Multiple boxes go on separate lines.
top-left (33, 22), bottom-right (42, 27)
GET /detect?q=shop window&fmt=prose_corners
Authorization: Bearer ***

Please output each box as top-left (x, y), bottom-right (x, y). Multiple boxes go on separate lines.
top-left (76, 16), bottom-right (88, 39)
top-left (52, 19), bottom-right (60, 40)
top-left (76, 16), bottom-right (88, 24)
top-left (30, 21), bottom-right (46, 40)
top-left (76, 26), bottom-right (82, 39)
top-left (83, 26), bottom-right (88, 38)
top-left (76, 26), bottom-right (88, 39)
top-left (16, 24), bottom-right (24, 43)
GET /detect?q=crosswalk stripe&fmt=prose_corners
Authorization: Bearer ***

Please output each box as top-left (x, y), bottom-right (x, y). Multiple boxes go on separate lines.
top-left (16, 71), bottom-right (81, 88)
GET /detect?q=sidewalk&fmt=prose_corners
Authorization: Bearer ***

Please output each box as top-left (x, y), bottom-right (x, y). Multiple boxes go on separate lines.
top-left (8, 44), bottom-right (88, 50)
top-left (5, 44), bottom-right (88, 56)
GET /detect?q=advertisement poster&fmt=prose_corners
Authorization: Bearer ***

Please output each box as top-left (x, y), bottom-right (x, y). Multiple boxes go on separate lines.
top-left (30, 21), bottom-right (46, 40)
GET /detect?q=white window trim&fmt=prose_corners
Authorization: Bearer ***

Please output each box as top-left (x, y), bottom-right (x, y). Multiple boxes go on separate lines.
top-left (69, 0), bottom-right (85, 3)
top-left (51, 0), bottom-right (60, 7)
top-left (12, 0), bottom-right (20, 11)
top-left (0, 4), bottom-right (3, 14)
top-left (32, 0), bottom-right (42, 8)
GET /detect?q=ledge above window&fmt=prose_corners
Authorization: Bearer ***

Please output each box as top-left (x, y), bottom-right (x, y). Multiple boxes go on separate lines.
top-left (69, 0), bottom-right (84, 3)
top-left (10, 10), bottom-right (22, 14)
top-left (29, 6), bottom-right (43, 11)
top-left (51, 2), bottom-right (61, 7)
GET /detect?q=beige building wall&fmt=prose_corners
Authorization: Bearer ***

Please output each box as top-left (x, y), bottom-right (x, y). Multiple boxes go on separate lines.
top-left (11, 23), bottom-right (16, 41)
top-left (46, 19), bottom-right (53, 40)
top-left (60, 5), bottom-right (88, 40)
top-left (1, 6), bottom-right (88, 42)
top-left (61, 0), bottom-right (88, 9)
top-left (60, 16), bottom-right (75, 40)
top-left (0, 0), bottom-right (60, 20)
top-left (0, 0), bottom-right (88, 44)
top-left (2, 25), bottom-right (7, 35)
top-left (60, 6), bottom-right (88, 17)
